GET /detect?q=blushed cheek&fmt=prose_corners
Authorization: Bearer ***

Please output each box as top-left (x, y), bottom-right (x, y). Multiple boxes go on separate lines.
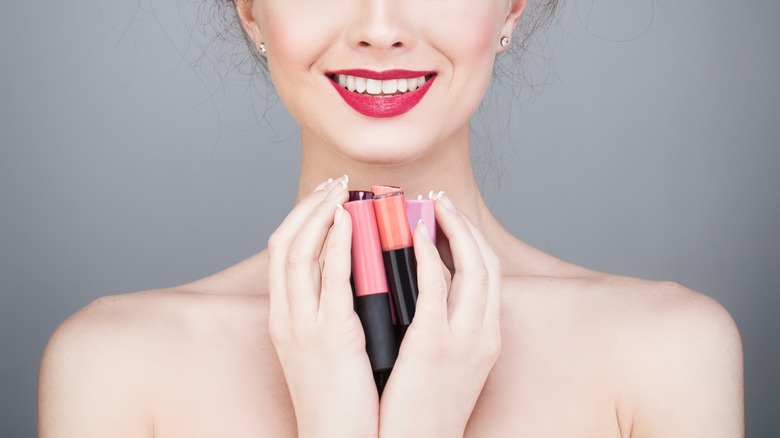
top-left (465, 13), bottom-right (502, 57)
top-left (425, 3), bottom-right (504, 122)
top-left (259, 10), bottom-right (335, 122)
top-left (431, 5), bottom-right (504, 65)
top-left (262, 7), bottom-right (312, 69)
top-left (260, 4), bottom-right (339, 75)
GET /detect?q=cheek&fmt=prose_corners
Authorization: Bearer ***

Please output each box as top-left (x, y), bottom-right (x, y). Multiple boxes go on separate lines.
top-left (425, 2), bottom-right (504, 62)
top-left (256, 3), bottom-right (345, 124)
top-left (425, 3), bottom-right (504, 115)
top-left (258, 3), bottom-right (341, 81)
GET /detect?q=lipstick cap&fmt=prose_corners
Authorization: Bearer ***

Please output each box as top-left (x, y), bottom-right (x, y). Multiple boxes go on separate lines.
top-left (371, 187), bottom-right (413, 251)
top-left (343, 199), bottom-right (389, 297)
top-left (348, 190), bottom-right (374, 202)
top-left (405, 198), bottom-right (436, 245)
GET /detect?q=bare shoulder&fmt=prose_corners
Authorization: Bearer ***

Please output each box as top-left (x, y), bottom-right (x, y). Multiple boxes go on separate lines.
top-left (606, 278), bottom-right (744, 437)
top-left (501, 273), bottom-right (743, 436)
top-left (38, 287), bottom-right (277, 437)
top-left (38, 291), bottom-right (170, 437)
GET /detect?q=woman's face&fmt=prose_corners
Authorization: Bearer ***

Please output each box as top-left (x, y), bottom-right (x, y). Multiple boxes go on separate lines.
top-left (240, 0), bottom-right (524, 165)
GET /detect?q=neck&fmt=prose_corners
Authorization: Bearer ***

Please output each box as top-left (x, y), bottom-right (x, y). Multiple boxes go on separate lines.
top-left (296, 125), bottom-right (496, 231)
top-left (289, 125), bottom-right (574, 279)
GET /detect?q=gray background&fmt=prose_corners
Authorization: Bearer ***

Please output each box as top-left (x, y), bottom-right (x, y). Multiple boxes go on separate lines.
top-left (1, 0), bottom-right (778, 436)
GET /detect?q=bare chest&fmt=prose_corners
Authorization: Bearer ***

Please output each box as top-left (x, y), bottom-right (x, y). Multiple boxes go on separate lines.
top-left (152, 320), bottom-right (623, 437)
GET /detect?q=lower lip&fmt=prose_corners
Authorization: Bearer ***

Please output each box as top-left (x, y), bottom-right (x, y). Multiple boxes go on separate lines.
top-left (329, 76), bottom-right (436, 119)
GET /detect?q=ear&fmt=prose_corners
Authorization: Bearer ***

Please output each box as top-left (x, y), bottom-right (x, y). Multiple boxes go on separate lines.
top-left (497, 0), bottom-right (527, 52)
top-left (234, 0), bottom-right (264, 49)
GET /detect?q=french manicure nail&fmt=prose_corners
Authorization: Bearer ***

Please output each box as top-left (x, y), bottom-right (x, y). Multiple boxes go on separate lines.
top-left (326, 180), bottom-right (347, 200)
top-left (438, 191), bottom-right (456, 211)
top-left (417, 219), bottom-right (430, 239)
top-left (334, 204), bottom-right (344, 223)
top-left (339, 174), bottom-right (349, 189)
top-left (314, 178), bottom-right (334, 192)
top-left (322, 177), bottom-right (341, 192)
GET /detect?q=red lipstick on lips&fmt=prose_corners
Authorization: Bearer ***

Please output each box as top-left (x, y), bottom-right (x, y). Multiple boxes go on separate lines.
top-left (328, 69), bottom-right (436, 118)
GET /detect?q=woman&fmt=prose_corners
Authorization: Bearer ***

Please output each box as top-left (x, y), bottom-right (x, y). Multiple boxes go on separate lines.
top-left (38, 0), bottom-right (743, 436)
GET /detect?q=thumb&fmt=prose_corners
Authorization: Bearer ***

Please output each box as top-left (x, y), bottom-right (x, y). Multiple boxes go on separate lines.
top-left (412, 220), bottom-right (448, 328)
top-left (318, 205), bottom-right (355, 324)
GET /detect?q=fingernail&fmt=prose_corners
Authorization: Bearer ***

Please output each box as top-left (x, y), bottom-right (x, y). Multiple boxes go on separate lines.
top-left (325, 178), bottom-right (347, 200)
top-left (314, 178), bottom-right (334, 192)
top-left (321, 177), bottom-right (341, 192)
top-left (334, 204), bottom-right (344, 223)
top-left (417, 219), bottom-right (430, 240)
top-left (428, 190), bottom-right (437, 200)
top-left (437, 191), bottom-right (456, 211)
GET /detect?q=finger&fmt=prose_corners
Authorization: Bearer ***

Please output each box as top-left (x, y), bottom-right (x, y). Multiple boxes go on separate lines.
top-left (271, 176), bottom-right (349, 252)
top-left (461, 214), bottom-right (502, 329)
top-left (285, 184), bottom-right (349, 320)
top-left (412, 219), bottom-right (449, 328)
top-left (318, 206), bottom-right (355, 324)
top-left (267, 176), bottom-right (348, 316)
top-left (428, 191), bottom-right (454, 276)
top-left (433, 192), bottom-right (489, 327)
top-left (313, 177), bottom-right (335, 192)
top-left (435, 225), bottom-right (455, 277)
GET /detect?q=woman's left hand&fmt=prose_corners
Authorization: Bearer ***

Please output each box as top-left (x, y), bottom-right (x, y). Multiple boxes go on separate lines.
top-left (266, 177), bottom-right (378, 437)
top-left (378, 192), bottom-right (502, 437)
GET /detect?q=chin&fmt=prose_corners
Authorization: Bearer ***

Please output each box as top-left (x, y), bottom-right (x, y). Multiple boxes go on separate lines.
top-left (300, 104), bottom-right (458, 167)
top-left (336, 136), bottom-right (435, 167)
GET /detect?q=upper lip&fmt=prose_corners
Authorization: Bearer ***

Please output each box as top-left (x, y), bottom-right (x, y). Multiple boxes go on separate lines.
top-left (327, 69), bottom-right (436, 80)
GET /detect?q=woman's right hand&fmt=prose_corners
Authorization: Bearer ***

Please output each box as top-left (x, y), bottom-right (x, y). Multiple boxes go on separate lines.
top-left (266, 176), bottom-right (378, 438)
top-left (378, 192), bottom-right (503, 437)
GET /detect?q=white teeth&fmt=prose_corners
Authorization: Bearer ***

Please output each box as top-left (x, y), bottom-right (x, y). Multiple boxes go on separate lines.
top-left (334, 74), bottom-right (428, 95)
top-left (366, 79), bottom-right (382, 95)
top-left (355, 77), bottom-right (367, 93)
top-left (382, 79), bottom-right (398, 94)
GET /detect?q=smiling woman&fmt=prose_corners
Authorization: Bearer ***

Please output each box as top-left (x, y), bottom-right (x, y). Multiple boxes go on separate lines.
top-left (37, 0), bottom-right (744, 436)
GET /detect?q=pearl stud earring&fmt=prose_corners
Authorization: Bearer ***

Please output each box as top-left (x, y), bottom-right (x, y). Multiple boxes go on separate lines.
top-left (258, 42), bottom-right (267, 55)
top-left (500, 36), bottom-right (510, 47)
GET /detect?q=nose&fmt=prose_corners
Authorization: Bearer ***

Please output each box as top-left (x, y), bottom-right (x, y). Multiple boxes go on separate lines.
top-left (347, 0), bottom-right (414, 52)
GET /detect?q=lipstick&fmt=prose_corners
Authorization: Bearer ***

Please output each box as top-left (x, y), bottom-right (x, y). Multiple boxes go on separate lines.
top-left (344, 191), bottom-right (398, 395)
top-left (406, 195), bottom-right (436, 246)
top-left (371, 186), bottom-right (419, 344)
top-left (328, 70), bottom-right (436, 118)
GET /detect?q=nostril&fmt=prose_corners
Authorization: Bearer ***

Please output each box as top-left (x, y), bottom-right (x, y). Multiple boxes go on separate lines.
top-left (357, 41), bottom-right (404, 48)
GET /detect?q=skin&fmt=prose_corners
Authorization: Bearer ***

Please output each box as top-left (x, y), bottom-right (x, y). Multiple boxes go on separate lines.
top-left (38, 0), bottom-right (744, 436)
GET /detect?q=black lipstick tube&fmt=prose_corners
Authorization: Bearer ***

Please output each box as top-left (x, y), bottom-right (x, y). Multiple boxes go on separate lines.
top-left (371, 186), bottom-right (419, 345)
top-left (344, 191), bottom-right (398, 395)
